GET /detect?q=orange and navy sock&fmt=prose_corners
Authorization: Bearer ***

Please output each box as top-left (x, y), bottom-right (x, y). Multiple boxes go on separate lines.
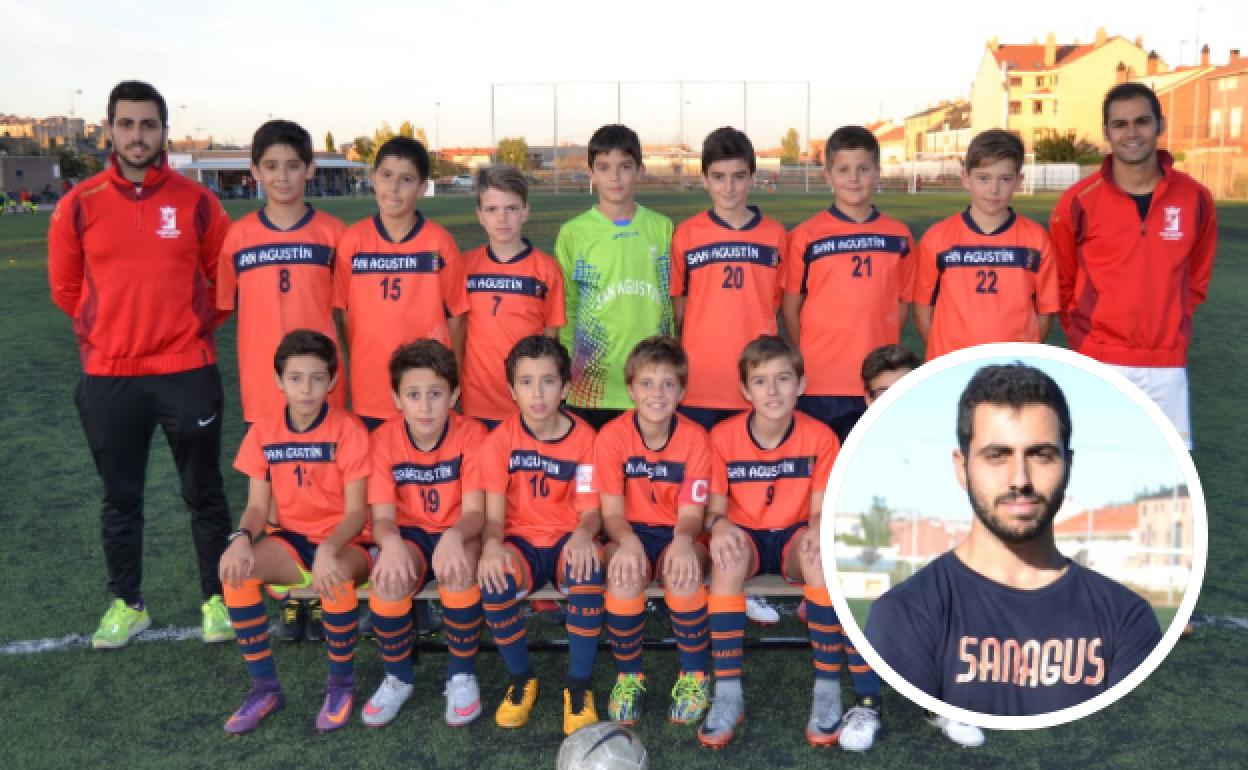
top-left (605, 590), bottom-right (646, 675)
top-left (369, 593), bottom-right (414, 684)
top-left (846, 638), bottom-right (882, 698)
top-left (482, 573), bottom-right (531, 678)
top-left (666, 586), bottom-right (710, 675)
top-left (224, 578), bottom-right (277, 683)
top-left (439, 584), bottom-right (484, 677)
top-left (321, 583), bottom-right (359, 681)
top-left (708, 593), bottom-right (746, 681)
top-left (564, 562), bottom-right (606, 683)
top-left (804, 585), bottom-right (845, 682)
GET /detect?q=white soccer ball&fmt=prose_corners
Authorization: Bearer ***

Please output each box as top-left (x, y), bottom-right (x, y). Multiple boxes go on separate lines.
top-left (555, 722), bottom-right (648, 770)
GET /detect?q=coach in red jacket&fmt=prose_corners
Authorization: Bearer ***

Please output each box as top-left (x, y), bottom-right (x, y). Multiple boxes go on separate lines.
top-left (1050, 82), bottom-right (1216, 449)
top-left (48, 81), bottom-right (235, 649)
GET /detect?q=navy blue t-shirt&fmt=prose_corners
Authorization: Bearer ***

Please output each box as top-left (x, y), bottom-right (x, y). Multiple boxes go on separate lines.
top-left (865, 551), bottom-right (1162, 716)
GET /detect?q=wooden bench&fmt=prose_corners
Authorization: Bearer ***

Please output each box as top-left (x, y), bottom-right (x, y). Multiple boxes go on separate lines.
top-left (288, 574), bottom-right (804, 601)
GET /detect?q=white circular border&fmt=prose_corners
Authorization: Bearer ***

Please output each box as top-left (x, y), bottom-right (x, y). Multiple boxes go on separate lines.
top-left (820, 342), bottom-right (1209, 730)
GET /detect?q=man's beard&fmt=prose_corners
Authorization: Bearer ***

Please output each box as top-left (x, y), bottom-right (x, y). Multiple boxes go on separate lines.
top-left (966, 468), bottom-right (1069, 544)
top-left (120, 142), bottom-right (161, 171)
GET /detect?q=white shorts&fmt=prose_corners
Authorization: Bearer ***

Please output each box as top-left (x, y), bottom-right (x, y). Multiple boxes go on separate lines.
top-left (1105, 365), bottom-right (1192, 450)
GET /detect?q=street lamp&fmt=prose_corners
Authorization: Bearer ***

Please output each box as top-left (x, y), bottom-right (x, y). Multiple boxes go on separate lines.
top-left (69, 89), bottom-right (83, 141)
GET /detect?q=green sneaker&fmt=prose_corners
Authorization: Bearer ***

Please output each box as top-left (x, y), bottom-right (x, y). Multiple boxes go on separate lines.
top-left (607, 673), bottom-right (646, 726)
top-left (202, 594), bottom-right (234, 643)
top-left (91, 598), bottom-right (151, 649)
top-left (669, 671), bottom-right (710, 724)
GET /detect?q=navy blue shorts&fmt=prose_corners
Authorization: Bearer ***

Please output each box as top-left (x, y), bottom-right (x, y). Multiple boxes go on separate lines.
top-left (797, 395), bottom-right (866, 444)
top-left (631, 523), bottom-right (676, 575)
top-left (677, 405), bottom-right (743, 432)
top-left (267, 529), bottom-right (372, 583)
top-left (742, 522), bottom-right (806, 580)
top-left (399, 525), bottom-right (444, 591)
top-left (505, 532), bottom-right (575, 595)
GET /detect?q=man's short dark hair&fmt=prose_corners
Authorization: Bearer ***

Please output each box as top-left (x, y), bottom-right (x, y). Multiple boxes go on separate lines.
top-left (251, 119), bottom-right (314, 166)
top-left (390, 339), bottom-right (459, 392)
top-left (587, 124), bottom-right (642, 167)
top-left (965, 129), bottom-right (1025, 172)
top-left (107, 81), bottom-right (168, 127)
top-left (861, 344), bottom-right (920, 387)
top-left (274, 329), bottom-right (338, 379)
top-left (956, 363), bottom-right (1072, 455)
top-left (374, 136), bottom-right (431, 182)
top-left (505, 335), bottom-right (572, 386)
top-left (701, 127), bottom-right (756, 174)
top-left (825, 125), bottom-right (880, 167)
top-left (1102, 82), bottom-right (1164, 126)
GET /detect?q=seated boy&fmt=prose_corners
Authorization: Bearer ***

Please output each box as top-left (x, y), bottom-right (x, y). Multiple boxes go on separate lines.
top-left (913, 129), bottom-right (1059, 360)
top-left (218, 330), bottom-right (371, 734)
top-left (597, 336), bottom-right (713, 726)
top-left (476, 335), bottom-right (605, 735)
top-left (698, 335), bottom-right (881, 752)
top-left (362, 340), bottom-right (490, 727)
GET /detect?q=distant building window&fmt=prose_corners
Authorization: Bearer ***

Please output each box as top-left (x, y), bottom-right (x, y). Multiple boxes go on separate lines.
top-left (1231, 106), bottom-right (1243, 139)
top-left (1036, 76), bottom-right (1045, 87)
top-left (1009, 101), bottom-right (1022, 115)
top-left (1033, 100), bottom-right (1044, 115)
top-left (1210, 108), bottom-right (1222, 138)
top-left (1009, 76), bottom-right (1023, 87)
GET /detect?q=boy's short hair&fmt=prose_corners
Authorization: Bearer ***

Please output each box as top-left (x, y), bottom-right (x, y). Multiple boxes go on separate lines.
top-left (625, 336), bottom-right (689, 387)
top-left (274, 329), bottom-right (338, 379)
top-left (956, 363), bottom-right (1072, 455)
top-left (476, 164), bottom-right (529, 206)
top-left (107, 80), bottom-right (168, 127)
top-left (505, 335), bottom-right (572, 386)
top-left (1102, 82), bottom-right (1164, 125)
top-left (587, 124), bottom-right (642, 167)
top-left (738, 335), bottom-right (804, 384)
top-left (825, 125), bottom-right (880, 167)
top-left (701, 127), bottom-right (756, 174)
top-left (965, 129), bottom-right (1025, 172)
top-left (389, 339), bottom-right (459, 392)
top-left (861, 344), bottom-right (920, 387)
top-left (251, 119), bottom-right (314, 166)
top-left (374, 137), bottom-right (431, 182)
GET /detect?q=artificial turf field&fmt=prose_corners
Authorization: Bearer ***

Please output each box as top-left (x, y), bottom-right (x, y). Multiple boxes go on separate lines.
top-left (1, 191), bottom-right (1245, 769)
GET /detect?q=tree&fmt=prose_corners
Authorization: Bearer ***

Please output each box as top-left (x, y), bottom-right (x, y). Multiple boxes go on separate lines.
top-left (325, 131), bottom-right (335, 153)
top-left (842, 496), bottom-right (894, 568)
top-left (352, 136), bottom-right (374, 163)
top-left (396, 121), bottom-right (429, 147)
top-left (1034, 135), bottom-right (1101, 164)
top-left (56, 148), bottom-right (101, 180)
top-left (497, 137), bottom-right (530, 169)
top-left (780, 128), bottom-right (801, 165)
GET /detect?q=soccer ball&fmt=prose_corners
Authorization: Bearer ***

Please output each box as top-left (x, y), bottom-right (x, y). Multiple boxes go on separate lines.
top-left (556, 722), bottom-right (648, 770)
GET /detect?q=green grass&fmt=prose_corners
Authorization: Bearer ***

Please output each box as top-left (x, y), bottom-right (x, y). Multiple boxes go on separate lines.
top-left (2, 192), bottom-right (1246, 769)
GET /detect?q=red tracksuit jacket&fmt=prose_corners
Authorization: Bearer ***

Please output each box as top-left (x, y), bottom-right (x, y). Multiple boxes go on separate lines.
top-left (1050, 151), bottom-right (1216, 367)
top-left (48, 153), bottom-right (232, 376)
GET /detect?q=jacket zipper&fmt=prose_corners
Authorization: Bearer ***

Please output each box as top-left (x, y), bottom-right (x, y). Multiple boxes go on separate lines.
top-left (135, 184), bottom-right (143, 231)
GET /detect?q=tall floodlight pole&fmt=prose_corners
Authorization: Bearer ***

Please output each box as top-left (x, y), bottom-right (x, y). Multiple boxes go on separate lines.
top-left (553, 83), bottom-right (560, 194)
top-left (805, 82), bottom-right (812, 192)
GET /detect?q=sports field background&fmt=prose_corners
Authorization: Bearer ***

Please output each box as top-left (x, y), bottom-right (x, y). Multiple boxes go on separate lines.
top-left (2, 192), bottom-right (1245, 769)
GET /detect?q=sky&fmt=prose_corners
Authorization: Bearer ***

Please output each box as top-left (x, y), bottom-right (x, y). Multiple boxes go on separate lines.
top-left (6, 0), bottom-right (1248, 150)
top-left (832, 355), bottom-right (1192, 522)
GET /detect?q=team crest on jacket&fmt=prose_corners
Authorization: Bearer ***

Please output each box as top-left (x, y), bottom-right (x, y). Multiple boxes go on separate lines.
top-left (157, 206), bottom-right (181, 239)
top-left (1161, 207), bottom-right (1183, 241)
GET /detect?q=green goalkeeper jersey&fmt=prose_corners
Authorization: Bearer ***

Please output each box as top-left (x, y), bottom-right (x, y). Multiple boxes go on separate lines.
top-left (556, 204), bottom-right (673, 409)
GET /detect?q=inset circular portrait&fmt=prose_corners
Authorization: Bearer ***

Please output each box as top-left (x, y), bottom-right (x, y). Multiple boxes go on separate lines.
top-left (821, 342), bottom-right (1206, 730)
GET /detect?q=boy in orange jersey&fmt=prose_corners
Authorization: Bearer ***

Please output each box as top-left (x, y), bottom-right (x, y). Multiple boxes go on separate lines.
top-left (913, 129), bottom-right (1059, 360)
top-left (671, 127), bottom-right (787, 432)
top-left (783, 125), bottom-right (915, 444)
top-left (218, 330), bottom-right (372, 734)
top-left (476, 335), bottom-right (605, 735)
top-left (361, 339), bottom-right (490, 727)
top-left (217, 119), bottom-right (347, 427)
top-left (461, 165), bottom-right (565, 429)
top-left (697, 335), bottom-right (881, 752)
top-left (597, 337), bottom-right (713, 726)
top-left (334, 136), bottom-right (468, 429)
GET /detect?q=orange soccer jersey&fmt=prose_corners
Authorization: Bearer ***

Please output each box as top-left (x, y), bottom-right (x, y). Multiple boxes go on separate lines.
top-left (595, 411), bottom-right (712, 528)
top-left (217, 207), bottom-right (347, 423)
top-left (368, 413), bottom-right (488, 532)
top-left (461, 241), bottom-right (566, 421)
top-left (478, 411), bottom-right (598, 547)
top-left (334, 214), bottom-right (468, 420)
top-left (234, 404), bottom-right (371, 542)
top-left (915, 210), bottom-right (1059, 361)
top-left (671, 208), bottom-right (787, 409)
top-left (785, 206), bottom-right (915, 397)
top-left (709, 411), bottom-right (838, 531)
